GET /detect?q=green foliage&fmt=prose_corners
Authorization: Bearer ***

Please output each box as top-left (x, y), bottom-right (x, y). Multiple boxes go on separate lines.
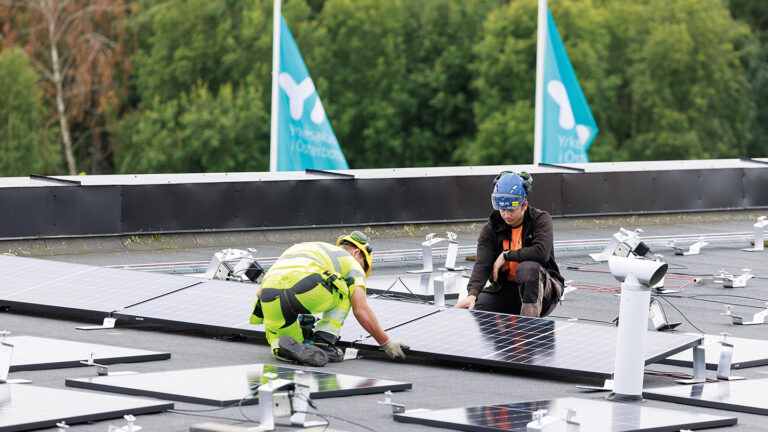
top-left (115, 82), bottom-right (269, 173)
top-left (106, 0), bottom-right (768, 172)
top-left (615, 0), bottom-right (752, 160)
top-left (0, 48), bottom-right (61, 176)
top-left (466, 0), bottom-right (753, 164)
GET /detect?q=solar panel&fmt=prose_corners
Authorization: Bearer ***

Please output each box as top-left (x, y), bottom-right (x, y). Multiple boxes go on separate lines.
top-left (0, 384), bottom-right (172, 431)
top-left (0, 255), bottom-right (200, 315)
top-left (353, 308), bottom-right (701, 378)
top-left (7, 336), bottom-right (170, 372)
top-left (66, 363), bottom-right (411, 406)
top-left (115, 282), bottom-right (440, 344)
top-left (339, 297), bottom-right (441, 343)
top-left (393, 397), bottom-right (737, 432)
top-left (658, 334), bottom-right (768, 369)
top-left (644, 379), bottom-right (768, 415)
top-left (114, 279), bottom-right (261, 335)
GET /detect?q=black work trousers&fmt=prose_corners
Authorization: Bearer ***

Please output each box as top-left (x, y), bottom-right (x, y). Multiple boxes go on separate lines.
top-left (474, 261), bottom-right (561, 317)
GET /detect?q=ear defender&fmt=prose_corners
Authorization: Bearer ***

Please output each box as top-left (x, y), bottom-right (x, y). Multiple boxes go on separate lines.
top-left (493, 171), bottom-right (533, 196)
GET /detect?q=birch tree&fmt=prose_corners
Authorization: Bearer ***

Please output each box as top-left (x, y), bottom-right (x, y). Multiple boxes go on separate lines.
top-left (0, 0), bottom-right (129, 174)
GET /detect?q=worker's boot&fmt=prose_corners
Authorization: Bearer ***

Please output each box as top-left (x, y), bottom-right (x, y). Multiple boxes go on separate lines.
top-left (312, 331), bottom-right (344, 363)
top-left (277, 336), bottom-right (328, 367)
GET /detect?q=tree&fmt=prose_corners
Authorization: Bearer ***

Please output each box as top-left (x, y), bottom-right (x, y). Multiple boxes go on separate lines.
top-left (612, 0), bottom-right (752, 160)
top-left (728, 0), bottom-right (768, 157)
top-left (0, 47), bottom-right (60, 176)
top-left (0, 0), bottom-right (130, 175)
top-left (463, 0), bottom-right (610, 165)
top-left (315, 0), bottom-right (499, 168)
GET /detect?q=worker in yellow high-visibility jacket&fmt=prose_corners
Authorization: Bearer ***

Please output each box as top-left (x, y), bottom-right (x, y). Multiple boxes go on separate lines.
top-left (250, 231), bottom-right (408, 366)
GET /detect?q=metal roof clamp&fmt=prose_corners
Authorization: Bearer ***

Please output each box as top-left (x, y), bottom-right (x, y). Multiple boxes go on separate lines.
top-left (715, 333), bottom-right (745, 381)
top-left (407, 233), bottom-right (446, 274)
top-left (107, 415), bottom-right (142, 432)
top-left (433, 232), bottom-right (467, 307)
top-left (526, 408), bottom-right (580, 432)
top-left (76, 316), bottom-right (117, 331)
top-left (722, 268), bottom-right (754, 288)
top-left (668, 237), bottom-right (708, 256)
top-left (245, 373), bottom-right (324, 431)
top-left (676, 344), bottom-right (708, 384)
top-left (743, 216), bottom-right (767, 252)
top-left (378, 390), bottom-right (406, 414)
top-left (79, 352), bottom-right (136, 377)
top-left (722, 303), bottom-right (768, 325)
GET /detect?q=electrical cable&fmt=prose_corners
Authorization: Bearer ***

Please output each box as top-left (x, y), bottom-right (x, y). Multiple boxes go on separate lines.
top-left (370, 277), bottom-right (428, 304)
top-left (686, 293), bottom-right (768, 303)
top-left (664, 296), bottom-right (766, 310)
top-left (654, 295), bottom-right (705, 333)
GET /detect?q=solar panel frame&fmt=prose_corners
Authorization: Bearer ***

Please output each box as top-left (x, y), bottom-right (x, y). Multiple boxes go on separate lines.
top-left (65, 363), bottom-right (411, 406)
top-left (644, 379), bottom-right (768, 416)
top-left (352, 308), bottom-right (701, 378)
top-left (0, 255), bottom-right (201, 316)
top-left (393, 397), bottom-right (737, 432)
top-left (0, 384), bottom-right (172, 431)
top-left (6, 336), bottom-right (170, 372)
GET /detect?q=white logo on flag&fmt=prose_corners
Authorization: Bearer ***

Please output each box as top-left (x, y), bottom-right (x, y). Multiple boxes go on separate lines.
top-left (279, 73), bottom-right (325, 124)
top-left (547, 80), bottom-right (590, 144)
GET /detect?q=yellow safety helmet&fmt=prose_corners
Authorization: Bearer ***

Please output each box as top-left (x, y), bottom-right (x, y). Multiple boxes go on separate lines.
top-left (336, 230), bottom-right (373, 277)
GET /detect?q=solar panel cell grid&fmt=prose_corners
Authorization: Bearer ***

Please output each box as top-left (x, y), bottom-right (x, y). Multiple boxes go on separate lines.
top-left (353, 308), bottom-right (701, 377)
top-left (0, 255), bottom-right (200, 314)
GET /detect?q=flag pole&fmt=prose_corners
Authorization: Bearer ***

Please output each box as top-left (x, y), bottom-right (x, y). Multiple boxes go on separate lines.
top-left (533, 0), bottom-right (547, 165)
top-left (269, 0), bottom-right (282, 172)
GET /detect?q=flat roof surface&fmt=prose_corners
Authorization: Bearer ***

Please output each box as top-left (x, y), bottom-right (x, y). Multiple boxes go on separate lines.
top-left (3, 211), bottom-right (768, 431)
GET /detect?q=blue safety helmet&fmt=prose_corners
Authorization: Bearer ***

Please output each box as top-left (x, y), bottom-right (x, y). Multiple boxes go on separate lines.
top-left (491, 172), bottom-right (531, 210)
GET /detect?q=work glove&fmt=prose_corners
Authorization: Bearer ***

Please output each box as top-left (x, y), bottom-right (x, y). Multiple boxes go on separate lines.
top-left (380, 339), bottom-right (408, 360)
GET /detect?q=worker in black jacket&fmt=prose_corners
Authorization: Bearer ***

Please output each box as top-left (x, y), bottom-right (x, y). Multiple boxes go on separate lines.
top-left (455, 172), bottom-right (564, 317)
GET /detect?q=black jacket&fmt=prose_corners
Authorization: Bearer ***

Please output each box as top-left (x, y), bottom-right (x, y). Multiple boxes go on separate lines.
top-left (466, 206), bottom-right (564, 298)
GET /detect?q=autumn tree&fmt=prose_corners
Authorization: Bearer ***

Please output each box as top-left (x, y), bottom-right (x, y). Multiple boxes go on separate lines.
top-left (0, 0), bottom-right (130, 175)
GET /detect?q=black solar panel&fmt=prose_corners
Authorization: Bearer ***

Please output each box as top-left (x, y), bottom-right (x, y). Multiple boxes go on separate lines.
top-left (394, 397), bottom-right (736, 431)
top-left (644, 379), bottom-right (768, 415)
top-left (339, 297), bottom-right (441, 343)
top-left (0, 384), bottom-right (172, 431)
top-left (353, 308), bottom-right (701, 378)
top-left (7, 336), bottom-right (170, 372)
top-left (0, 255), bottom-right (200, 315)
top-left (658, 334), bottom-right (768, 370)
top-left (115, 282), bottom-right (440, 344)
top-left (66, 363), bottom-right (411, 406)
top-left (114, 279), bottom-right (261, 335)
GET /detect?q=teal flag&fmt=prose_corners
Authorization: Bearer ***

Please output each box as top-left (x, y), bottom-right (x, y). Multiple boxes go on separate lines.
top-left (541, 6), bottom-right (598, 163)
top-left (277, 15), bottom-right (348, 171)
